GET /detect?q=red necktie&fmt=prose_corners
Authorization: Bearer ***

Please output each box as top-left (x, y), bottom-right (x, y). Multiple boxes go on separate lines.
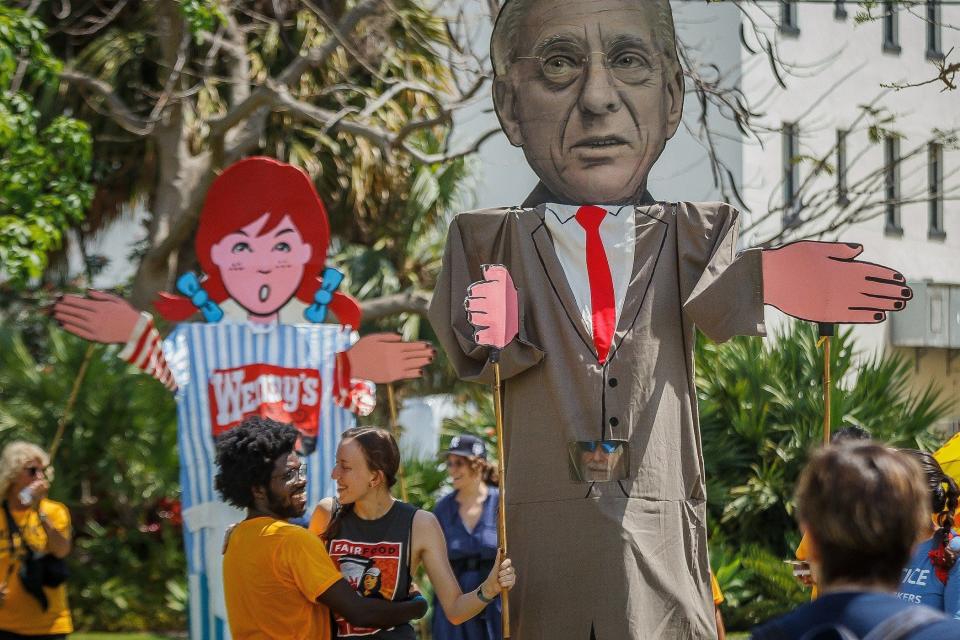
top-left (575, 205), bottom-right (615, 364)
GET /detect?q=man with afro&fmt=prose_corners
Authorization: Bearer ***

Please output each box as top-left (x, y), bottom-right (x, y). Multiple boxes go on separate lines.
top-left (215, 416), bottom-right (427, 639)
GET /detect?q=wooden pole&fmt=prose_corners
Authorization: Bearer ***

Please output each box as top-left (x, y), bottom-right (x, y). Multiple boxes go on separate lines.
top-left (818, 323), bottom-right (835, 446)
top-left (385, 382), bottom-right (409, 503)
top-left (491, 354), bottom-right (510, 638)
top-left (48, 344), bottom-right (96, 463)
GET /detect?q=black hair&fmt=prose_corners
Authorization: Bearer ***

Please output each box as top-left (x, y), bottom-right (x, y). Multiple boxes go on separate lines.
top-left (323, 426), bottom-right (400, 542)
top-left (214, 416), bottom-right (299, 509)
top-left (902, 449), bottom-right (959, 571)
top-left (831, 425), bottom-right (871, 443)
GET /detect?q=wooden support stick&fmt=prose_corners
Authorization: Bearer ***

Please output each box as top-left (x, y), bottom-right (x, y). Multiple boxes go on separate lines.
top-left (819, 323), bottom-right (835, 446)
top-left (49, 344), bottom-right (96, 462)
top-left (386, 382), bottom-right (409, 503)
top-left (491, 354), bottom-right (510, 638)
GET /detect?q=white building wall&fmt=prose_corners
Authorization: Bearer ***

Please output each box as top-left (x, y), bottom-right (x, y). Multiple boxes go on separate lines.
top-left (737, 1), bottom-right (960, 428)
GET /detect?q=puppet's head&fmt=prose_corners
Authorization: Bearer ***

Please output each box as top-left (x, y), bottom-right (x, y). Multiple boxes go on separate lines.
top-left (155, 157), bottom-right (359, 327)
top-left (490, 0), bottom-right (684, 204)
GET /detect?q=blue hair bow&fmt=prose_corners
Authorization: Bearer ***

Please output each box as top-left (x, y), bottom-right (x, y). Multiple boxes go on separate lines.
top-left (304, 267), bottom-right (344, 324)
top-left (176, 272), bottom-right (224, 323)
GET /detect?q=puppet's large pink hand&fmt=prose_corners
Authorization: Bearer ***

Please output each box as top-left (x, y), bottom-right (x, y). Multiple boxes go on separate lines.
top-left (762, 241), bottom-right (912, 324)
top-left (52, 290), bottom-right (142, 343)
top-left (464, 264), bottom-right (519, 349)
top-left (347, 333), bottom-right (435, 383)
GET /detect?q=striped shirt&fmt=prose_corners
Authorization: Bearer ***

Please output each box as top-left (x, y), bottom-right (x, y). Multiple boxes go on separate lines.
top-left (120, 315), bottom-right (366, 639)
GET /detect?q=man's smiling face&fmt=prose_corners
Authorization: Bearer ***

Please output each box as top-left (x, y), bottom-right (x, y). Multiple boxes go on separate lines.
top-left (494, 0), bottom-right (683, 204)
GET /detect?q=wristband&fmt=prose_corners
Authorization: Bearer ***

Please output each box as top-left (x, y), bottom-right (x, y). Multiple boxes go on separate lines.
top-left (476, 586), bottom-right (495, 604)
top-left (408, 592), bottom-right (427, 619)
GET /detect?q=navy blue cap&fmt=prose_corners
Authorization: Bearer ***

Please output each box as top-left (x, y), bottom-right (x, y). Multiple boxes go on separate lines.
top-left (443, 434), bottom-right (487, 459)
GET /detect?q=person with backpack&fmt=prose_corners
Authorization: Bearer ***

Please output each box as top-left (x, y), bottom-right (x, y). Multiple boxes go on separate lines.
top-left (751, 442), bottom-right (960, 640)
top-left (897, 451), bottom-right (960, 618)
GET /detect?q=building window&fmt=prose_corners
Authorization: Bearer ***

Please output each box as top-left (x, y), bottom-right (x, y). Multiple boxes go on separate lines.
top-left (780, 1), bottom-right (799, 35)
top-left (837, 129), bottom-right (849, 206)
top-left (884, 136), bottom-right (902, 235)
top-left (883, 2), bottom-right (900, 53)
top-left (927, 0), bottom-right (943, 59)
top-left (929, 143), bottom-right (944, 237)
top-left (783, 123), bottom-right (800, 222)
top-left (835, 0), bottom-right (847, 19)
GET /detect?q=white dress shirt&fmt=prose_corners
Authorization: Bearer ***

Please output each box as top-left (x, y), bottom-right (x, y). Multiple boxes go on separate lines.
top-left (543, 203), bottom-right (636, 334)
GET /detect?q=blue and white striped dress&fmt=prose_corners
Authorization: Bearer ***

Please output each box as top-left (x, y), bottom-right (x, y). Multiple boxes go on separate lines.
top-left (162, 321), bottom-right (356, 640)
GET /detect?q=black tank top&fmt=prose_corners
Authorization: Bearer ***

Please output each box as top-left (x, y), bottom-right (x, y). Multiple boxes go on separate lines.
top-left (326, 500), bottom-right (418, 639)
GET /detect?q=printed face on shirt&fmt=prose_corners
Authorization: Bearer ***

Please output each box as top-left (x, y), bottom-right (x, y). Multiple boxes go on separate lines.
top-left (331, 439), bottom-right (380, 505)
top-left (210, 213), bottom-right (312, 317)
top-left (263, 451), bottom-right (308, 519)
top-left (493, 0), bottom-right (682, 204)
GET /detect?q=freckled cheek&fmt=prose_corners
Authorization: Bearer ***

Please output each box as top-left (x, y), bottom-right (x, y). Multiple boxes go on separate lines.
top-left (228, 262), bottom-right (247, 272)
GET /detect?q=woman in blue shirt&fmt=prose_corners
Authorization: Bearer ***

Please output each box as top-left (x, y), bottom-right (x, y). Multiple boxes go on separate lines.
top-left (898, 450), bottom-right (960, 619)
top-left (432, 434), bottom-right (502, 640)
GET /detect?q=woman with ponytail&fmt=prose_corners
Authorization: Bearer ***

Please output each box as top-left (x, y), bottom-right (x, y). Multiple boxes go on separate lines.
top-left (432, 434), bottom-right (502, 640)
top-left (308, 428), bottom-right (515, 639)
top-left (898, 449), bottom-right (960, 618)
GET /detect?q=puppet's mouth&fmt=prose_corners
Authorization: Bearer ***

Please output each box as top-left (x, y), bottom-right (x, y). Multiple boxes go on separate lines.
top-left (259, 285), bottom-right (270, 302)
top-left (573, 135), bottom-right (629, 149)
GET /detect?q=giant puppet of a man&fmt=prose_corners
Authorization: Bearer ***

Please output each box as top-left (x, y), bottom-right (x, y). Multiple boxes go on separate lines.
top-left (428, 1), bottom-right (912, 639)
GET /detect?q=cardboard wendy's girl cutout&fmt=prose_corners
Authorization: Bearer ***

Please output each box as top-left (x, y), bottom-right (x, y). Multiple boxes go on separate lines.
top-left (55, 157), bottom-right (433, 638)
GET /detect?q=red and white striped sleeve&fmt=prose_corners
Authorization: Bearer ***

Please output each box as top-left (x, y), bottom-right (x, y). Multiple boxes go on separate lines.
top-left (333, 351), bottom-right (376, 416)
top-left (117, 312), bottom-right (177, 391)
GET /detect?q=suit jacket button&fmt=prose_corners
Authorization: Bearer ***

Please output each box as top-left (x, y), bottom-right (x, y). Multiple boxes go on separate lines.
top-left (608, 378), bottom-right (618, 388)
top-left (609, 417), bottom-right (619, 427)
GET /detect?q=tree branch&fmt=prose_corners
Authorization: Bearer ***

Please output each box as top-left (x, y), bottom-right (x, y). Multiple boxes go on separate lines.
top-left (208, 0), bottom-right (386, 140)
top-left (268, 85), bottom-right (499, 164)
top-left (360, 290), bottom-right (432, 321)
top-left (59, 69), bottom-right (153, 135)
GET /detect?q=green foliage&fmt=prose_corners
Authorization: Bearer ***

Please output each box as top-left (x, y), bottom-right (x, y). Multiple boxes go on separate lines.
top-left (0, 7), bottom-right (93, 287)
top-left (700, 322), bottom-right (953, 629)
top-left (177, 0), bottom-right (224, 36)
top-left (0, 322), bottom-right (184, 631)
top-left (712, 540), bottom-right (808, 630)
top-left (0, 7), bottom-right (61, 83)
top-left (699, 322), bottom-right (951, 555)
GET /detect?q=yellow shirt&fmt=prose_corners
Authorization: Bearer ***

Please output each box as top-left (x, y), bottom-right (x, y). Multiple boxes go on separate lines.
top-left (223, 517), bottom-right (341, 640)
top-left (0, 499), bottom-right (73, 635)
top-left (710, 572), bottom-right (723, 606)
top-left (795, 534), bottom-right (818, 600)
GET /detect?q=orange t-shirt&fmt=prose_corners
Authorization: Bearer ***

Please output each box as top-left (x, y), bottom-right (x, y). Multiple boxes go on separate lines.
top-left (0, 499), bottom-right (73, 635)
top-left (223, 517), bottom-right (341, 639)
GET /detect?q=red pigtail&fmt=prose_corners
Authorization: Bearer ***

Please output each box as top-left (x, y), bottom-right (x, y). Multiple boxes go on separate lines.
top-left (154, 292), bottom-right (204, 322)
top-left (328, 291), bottom-right (362, 330)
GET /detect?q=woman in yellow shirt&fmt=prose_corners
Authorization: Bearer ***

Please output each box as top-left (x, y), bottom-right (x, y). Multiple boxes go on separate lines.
top-left (0, 441), bottom-right (73, 639)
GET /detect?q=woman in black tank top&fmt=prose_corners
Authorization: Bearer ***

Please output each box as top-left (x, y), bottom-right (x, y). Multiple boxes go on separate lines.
top-left (308, 427), bottom-right (516, 639)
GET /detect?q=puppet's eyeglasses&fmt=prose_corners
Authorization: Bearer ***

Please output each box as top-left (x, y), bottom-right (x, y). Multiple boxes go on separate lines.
top-left (515, 49), bottom-right (655, 85)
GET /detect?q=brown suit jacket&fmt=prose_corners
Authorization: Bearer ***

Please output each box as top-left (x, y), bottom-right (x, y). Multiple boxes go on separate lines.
top-left (429, 198), bottom-right (764, 639)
